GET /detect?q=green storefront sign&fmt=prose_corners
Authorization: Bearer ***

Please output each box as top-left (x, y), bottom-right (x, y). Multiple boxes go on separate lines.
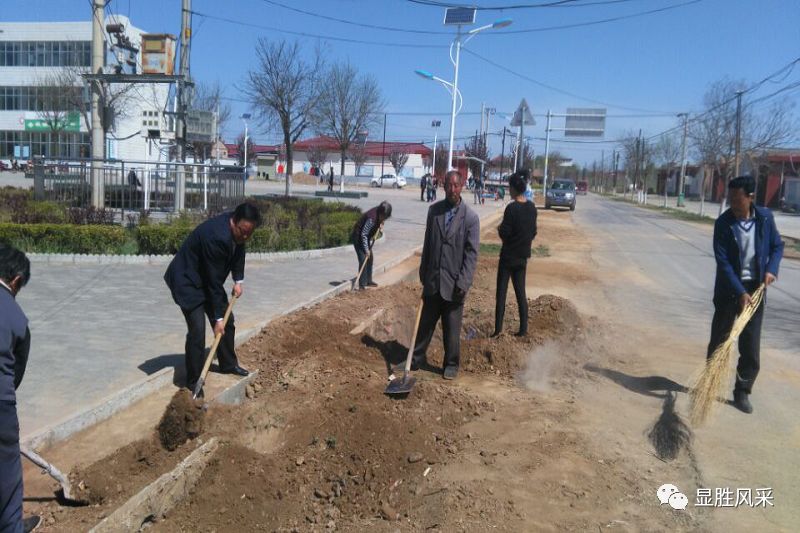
top-left (24, 112), bottom-right (81, 132)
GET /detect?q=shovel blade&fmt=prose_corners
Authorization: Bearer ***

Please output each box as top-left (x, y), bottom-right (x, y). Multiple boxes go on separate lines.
top-left (384, 375), bottom-right (416, 396)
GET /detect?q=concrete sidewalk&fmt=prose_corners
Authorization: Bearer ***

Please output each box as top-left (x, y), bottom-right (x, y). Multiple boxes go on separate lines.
top-left (16, 182), bottom-right (503, 437)
top-left (608, 192), bottom-right (800, 240)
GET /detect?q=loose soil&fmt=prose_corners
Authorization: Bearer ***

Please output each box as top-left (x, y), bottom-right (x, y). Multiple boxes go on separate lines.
top-left (157, 389), bottom-right (206, 451)
top-left (32, 209), bottom-right (701, 532)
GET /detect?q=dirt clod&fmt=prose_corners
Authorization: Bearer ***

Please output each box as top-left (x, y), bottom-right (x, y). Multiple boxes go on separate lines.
top-left (157, 389), bottom-right (205, 451)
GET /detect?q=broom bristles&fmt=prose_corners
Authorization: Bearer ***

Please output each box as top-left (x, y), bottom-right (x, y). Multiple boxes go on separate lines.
top-left (690, 284), bottom-right (765, 426)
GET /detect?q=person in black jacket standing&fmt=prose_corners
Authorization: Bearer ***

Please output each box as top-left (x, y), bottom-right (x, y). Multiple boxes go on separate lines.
top-left (491, 171), bottom-right (538, 337)
top-left (352, 201), bottom-right (392, 289)
top-left (0, 244), bottom-right (38, 533)
top-left (164, 203), bottom-right (262, 396)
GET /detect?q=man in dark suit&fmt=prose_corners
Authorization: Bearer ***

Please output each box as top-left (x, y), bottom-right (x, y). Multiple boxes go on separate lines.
top-left (412, 170), bottom-right (480, 380)
top-left (164, 203), bottom-right (262, 396)
top-left (1, 244), bottom-right (39, 532)
top-left (708, 176), bottom-right (783, 414)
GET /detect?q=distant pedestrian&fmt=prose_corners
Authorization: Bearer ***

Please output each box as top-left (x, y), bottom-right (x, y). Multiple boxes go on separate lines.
top-left (352, 201), bottom-right (392, 289)
top-left (412, 170), bottom-right (480, 380)
top-left (328, 167), bottom-right (334, 192)
top-left (473, 174), bottom-right (483, 205)
top-left (491, 172), bottom-right (538, 338)
top-left (706, 176), bottom-right (784, 414)
top-left (420, 174), bottom-right (429, 202)
top-left (164, 203), bottom-right (262, 397)
top-left (0, 244), bottom-right (39, 532)
top-left (431, 177), bottom-right (438, 201)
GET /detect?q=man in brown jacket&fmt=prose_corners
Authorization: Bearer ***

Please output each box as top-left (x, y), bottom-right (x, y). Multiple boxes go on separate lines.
top-left (412, 170), bottom-right (480, 379)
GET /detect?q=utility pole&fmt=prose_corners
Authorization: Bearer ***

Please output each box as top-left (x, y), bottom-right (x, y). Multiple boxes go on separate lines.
top-left (174, 0), bottom-right (191, 212)
top-left (633, 130), bottom-right (641, 201)
top-left (612, 150), bottom-right (619, 194)
top-left (734, 90), bottom-right (744, 177)
top-left (500, 127), bottom-right (507, 178)
top-left (600, 150), bottom-right (605, 193)
top-left (380, 113), bottom-right (387, 177)
top-left (677, 112), bottom-right (688, 207)
top-left (543, 110), bottom-right (552, 199)
top-left (90, 0), bottom-right (104, 208)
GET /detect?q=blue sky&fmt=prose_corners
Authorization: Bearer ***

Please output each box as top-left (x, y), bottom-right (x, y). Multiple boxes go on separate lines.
top-left (4, 0), bottom-right (799, 165)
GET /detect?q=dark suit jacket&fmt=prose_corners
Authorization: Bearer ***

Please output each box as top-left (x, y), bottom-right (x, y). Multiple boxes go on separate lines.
top-left (164, 213), bottom-right (245, 319)
top-left (0, 285), bottom-right (30, 402)
top-left (419, 198), bottom-right (480, 301)
top-left (713, 206), bottom-right (783, 304)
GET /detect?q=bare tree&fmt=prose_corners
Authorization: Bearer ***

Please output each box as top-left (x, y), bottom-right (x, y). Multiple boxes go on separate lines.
top-left (690, 77), bottom-right (795, 210)
top-left (464, 133), bottom-right (489, 180)
top-left (653, 131), bottom-right (681, 200)
top-left (348, 142), bottom-right (368, 176)
top-left (433, 141), bottom-right (448, 179)
top-left (235, 133), bottom-right (255, 167)
top-left (191, 81), bottom-right (231, 162)
top-left (388, 148), bottom-right (410, 177)
top-left (244, 39), bottom-right (323, 196)
top-left (314, 61), bottom-right (384, 177)
top-left (307, 142), bottom-right (329, 172)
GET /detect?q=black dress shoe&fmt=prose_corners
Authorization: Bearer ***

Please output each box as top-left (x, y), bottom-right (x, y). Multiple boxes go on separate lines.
top-left (489, 330), bottom-right (501, 338)
top-left (733, 391), bottom-right (753, 414)
top-left (23, 515), bottom-right (42, 533)
top-left (443, 365), bottom-right (459, 380)
top-left (410, 359), bottom-right (426, 372)
top-left (367, 281), bottom-right (379, 287)
top-left (222, 365), bottom-right (250, 377)
top-left (514, 330), bottom-right (527, 337)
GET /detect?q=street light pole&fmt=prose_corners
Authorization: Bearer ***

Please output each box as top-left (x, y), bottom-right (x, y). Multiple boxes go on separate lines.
top-left (240, 113), bottom-right (251, 186)
top-left (543, 110), bottom-right (552, 199)
top-left (446, 29), bottom-right (462, 171)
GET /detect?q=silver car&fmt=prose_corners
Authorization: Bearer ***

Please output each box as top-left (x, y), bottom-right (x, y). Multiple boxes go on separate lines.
top-left (545, 179), bottom-right (577, 210)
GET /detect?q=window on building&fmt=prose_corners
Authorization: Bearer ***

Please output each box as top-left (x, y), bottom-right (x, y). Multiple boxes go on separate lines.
top-left (0, 41), bottom-right (91, 67)
top-left (0, 130), bottom-right (90, 159)
top-left (0, 86), bottom-right (77, 111)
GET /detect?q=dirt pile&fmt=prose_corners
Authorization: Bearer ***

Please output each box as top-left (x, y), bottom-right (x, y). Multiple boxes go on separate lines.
top-left (157, 389), bottom-right (205, 451)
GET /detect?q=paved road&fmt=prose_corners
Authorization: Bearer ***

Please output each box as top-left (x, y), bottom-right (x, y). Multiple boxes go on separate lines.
top-left (575, 194), bottom-right (799, 354)
top-left (573, 195), bottom-right (800, 528)
top-left (15, 181), bottom-right (502, 437)
top-left (609, 191), bottom-right (800, 240)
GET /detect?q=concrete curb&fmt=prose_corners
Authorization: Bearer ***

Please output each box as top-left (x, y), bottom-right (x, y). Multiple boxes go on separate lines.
top-left (88, 438), bottom-right (220, 533)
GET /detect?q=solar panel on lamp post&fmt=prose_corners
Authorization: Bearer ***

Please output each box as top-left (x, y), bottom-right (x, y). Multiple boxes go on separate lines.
top-left (415, 18), bottom-right (511, 172)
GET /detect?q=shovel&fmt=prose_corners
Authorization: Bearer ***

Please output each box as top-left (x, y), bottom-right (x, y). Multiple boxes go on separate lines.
top-left (351, 223), bottom-right (383, 290)
top-left (193, 295), bottom-right (238, 400)
top-left (20, 445), bottom-right (85, 505)
top-left (385, 297), bottom-right (424, 396)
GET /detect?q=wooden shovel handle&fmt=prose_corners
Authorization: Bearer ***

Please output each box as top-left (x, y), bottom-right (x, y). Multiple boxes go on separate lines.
top-left (194, 295), bottom-right (237, 397)
top-left (403, 297), bottom-right (425, 375)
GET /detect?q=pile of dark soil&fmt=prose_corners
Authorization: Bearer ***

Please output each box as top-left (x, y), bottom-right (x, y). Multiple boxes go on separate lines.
top-left (157, 389), bottom-right (205, 451)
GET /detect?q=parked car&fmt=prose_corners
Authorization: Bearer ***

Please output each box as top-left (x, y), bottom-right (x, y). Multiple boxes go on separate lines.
top-left (0, 160), bottom-right (8, 171)
top-left (545, 179), bottom-right (577, 210)
top-left (371, 174), bottom-right (407, 188)
top-left (576, 180), bottom-right (588, 195)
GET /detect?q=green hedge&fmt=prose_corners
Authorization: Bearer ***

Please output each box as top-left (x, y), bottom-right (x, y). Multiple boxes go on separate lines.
top-left (1, 196), bottom-right (361, 255)
top-left (0, 223), bottom-right (130, 254)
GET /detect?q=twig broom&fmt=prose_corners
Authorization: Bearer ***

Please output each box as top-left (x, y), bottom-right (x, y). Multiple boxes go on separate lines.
top-left (689, 284), bottom-right (765, 426)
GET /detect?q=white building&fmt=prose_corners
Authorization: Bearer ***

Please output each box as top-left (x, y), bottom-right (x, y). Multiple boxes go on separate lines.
top-left (0, 17), bottom-right (170, 164)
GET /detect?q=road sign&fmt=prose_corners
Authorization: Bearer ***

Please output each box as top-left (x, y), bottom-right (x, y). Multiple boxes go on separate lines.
top-left (565, 108), bottom-right (606, 137)
top-left (444, 7), bottom-right (476, 25)
top-left (510, 98), bottom-right (535, 127)
top-left (24, 112), bottom-right (81, 132)
top-left (186, 109), bottom-right (216, 143)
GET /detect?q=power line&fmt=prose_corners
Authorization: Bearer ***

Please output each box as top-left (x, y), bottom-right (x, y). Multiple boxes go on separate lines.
top-left (493, 0), bottom-right (703, 34)
top-left (189, 10), bottom-right (447, 49)
top-left (407, 0), bottom-right (640, 9)
top-left (463, 48), bottom-right (676, 114)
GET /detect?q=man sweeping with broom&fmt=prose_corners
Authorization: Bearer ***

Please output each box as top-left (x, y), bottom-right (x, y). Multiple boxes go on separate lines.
top-left (706, 176), bottom-right (783, 414)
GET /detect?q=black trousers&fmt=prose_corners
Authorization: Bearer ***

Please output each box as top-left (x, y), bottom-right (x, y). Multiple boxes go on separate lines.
top-left (354, 244), bottom-right (373, 288)
top-left (181, 301), bottom-right (239, 392)
top-left (412, 293), bottom-right (464, 370)
top-left (494, 259), bottom-right (528, 334)
top-left (420, 187), bottom-right (426, 201)
top-left (707, 281), bottom-right (765, 394)
top-left (0, 400), bottom-right (22, 533)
